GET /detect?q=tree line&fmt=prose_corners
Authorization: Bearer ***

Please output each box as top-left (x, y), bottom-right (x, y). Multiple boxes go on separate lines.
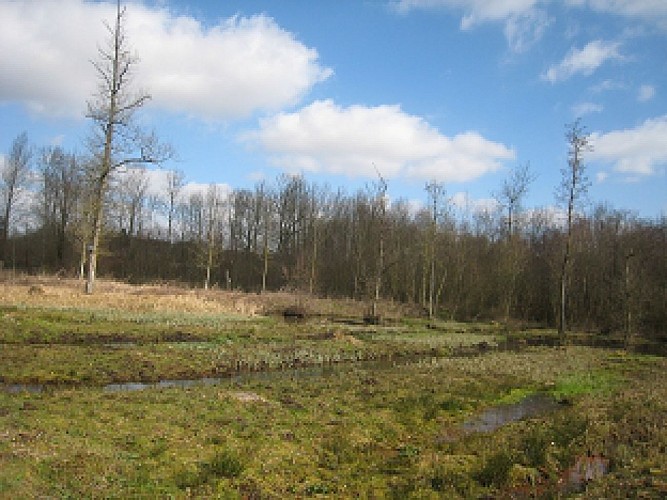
top-left (1, 130), bottom-right (665, 339)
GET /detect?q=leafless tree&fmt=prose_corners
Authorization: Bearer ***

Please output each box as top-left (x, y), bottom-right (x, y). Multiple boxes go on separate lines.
top-left (370, 167), bottom-right (388, 320)
top-left (254, 181), bottom-right (276, 293)
top-left (84, 0), bottom-right (171, 293)
top-left (494, 162), bottom-right (534, 317)
top-left (116, 168), bottom-right (148, 236)
top-left (203, 185), bottom-right (225, 290)
top-left (425, 180), bottom-right (446, 320)
top-left (37, 147), bottom-right (83, 267)
top-left (165, 169), bottom-right (185, 243)
top-left (496, 162), bottom-right (534, 238)
top-left (1, 132), bottom-right (32, 264)
top-left (557, 119), bottom-right (591, 340)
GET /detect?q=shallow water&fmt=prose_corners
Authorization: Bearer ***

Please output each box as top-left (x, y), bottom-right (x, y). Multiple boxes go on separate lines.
top-left (3, 356), bottom-right (434, 394)
top-left (462, 393), bottom-right (560, 433)
top-left (3, 334), bottom-right (664, 394)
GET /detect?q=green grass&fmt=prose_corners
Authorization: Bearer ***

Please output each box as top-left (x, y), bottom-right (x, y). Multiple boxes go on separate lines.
top-left (0, 303), bottom-right (665, 497)
top-left (2, 348), bottom-right (663, 496)
top-left (0, 305), bottom-right (502, 386)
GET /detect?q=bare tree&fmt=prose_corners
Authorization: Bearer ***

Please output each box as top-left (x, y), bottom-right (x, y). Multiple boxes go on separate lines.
top-left (425, 180), bottom-right (445, 320)
top-left (557, 119), bottom-right (591, 340)
top-left (37, 147), bottom-right (83, 268)
top-left (254, 181), bottom-right (276, 293)
top-left (84, 0), bottom-right (171, 293)
top-left (1, 132), bottom-right (32, 264)
top-left (203, 185), bottom-right (225, 290)
top-left (370, 166), bottom-right (388, 321)
top-left (494, 162), bottom-right (534, 317)
top-left (165, 169), bottom-right (185, 243)
top-left (118, 168), bottom-right (148, 236)
top-left (496, 162), bottom-right (534, 238)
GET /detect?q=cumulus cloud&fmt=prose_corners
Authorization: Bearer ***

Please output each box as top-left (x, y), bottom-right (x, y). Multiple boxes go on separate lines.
top-left (589, 115), bottom-right (667, 176)
top-left (637, 84), bottom-right (656, 102)
top-left (0, 0), bottom-right (331, 119)
top-left (243, 99), bottom-right (515, 183)
top-left (392, 0), bottom-right (548, 52)
top-left (542, 40), bottom-right (624, 82)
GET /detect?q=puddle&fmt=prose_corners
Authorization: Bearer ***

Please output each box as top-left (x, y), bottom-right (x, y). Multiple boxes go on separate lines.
top-left (104, 377), bottom-right (223, 392)
top-left (560, 455), bottom-right (610, 492)
top-left (3, 384), bottom-right (44, 394)
top-left (463, 393), bottom-right (560, 433)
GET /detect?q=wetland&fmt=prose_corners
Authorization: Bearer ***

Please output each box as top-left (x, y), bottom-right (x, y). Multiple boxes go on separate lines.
top-left (0, 280), bottom-right (665, 498)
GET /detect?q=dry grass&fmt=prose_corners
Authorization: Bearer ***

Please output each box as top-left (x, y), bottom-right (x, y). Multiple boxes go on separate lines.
top-left (0, 273), bottom-right (419, 319)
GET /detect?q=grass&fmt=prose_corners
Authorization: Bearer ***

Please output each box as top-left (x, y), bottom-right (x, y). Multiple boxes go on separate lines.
top-left (0, 278), bottom-right (665, 497)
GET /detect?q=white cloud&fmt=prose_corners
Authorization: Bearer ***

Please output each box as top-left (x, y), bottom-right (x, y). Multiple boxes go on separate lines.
top-left (451, 191), bottom-right (500, 213)
top-left (571, 102), bottom-right (603, 116)
top-left (542, 40), bottom-right (624, 83)
top-left (589, 79), bottom-right (626, 93)
top-left (179, 182), bottom-right (232, 202)
top-left (589, 115), bottom-right (667, 176)
top-left (393, 0), bottom-right (537, 24)
top-left (504, 8), bottom-right (552, 53)
top-left (638, 84), bottom-right (656, 102)
top-left (243, 99), bottom-right (515, 183)
top-left (392, 0), bottom-right (548, 52)
top-left (567, 0), bottom-right (667, 25)
top-left (596, 171), bottom-right (608, 183)
top-left (0, 0), bottom-right (331, 120)
top-left (132, 12), bottom-right (332, 120)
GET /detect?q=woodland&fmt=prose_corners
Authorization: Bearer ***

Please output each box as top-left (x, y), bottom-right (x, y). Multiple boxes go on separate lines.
top-left (1, 136), bottom-right (665, 340)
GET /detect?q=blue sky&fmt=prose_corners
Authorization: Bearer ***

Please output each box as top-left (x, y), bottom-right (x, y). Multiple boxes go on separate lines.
top-left (1, 0), bottom-right (666, 217)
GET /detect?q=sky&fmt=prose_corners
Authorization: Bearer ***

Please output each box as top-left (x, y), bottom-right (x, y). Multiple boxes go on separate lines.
top-left (1, 0), bottom-right (666, 218)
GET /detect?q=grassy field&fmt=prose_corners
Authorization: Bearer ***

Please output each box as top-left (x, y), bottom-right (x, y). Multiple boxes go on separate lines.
top-left (1, 278), bottom-right (665, 497)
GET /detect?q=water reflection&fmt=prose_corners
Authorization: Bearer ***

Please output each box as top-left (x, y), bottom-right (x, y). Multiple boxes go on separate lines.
top-left (463, 393), bottom-right (560, 433)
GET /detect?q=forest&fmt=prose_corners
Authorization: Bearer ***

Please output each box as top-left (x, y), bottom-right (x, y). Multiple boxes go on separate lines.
top-left (1, 131), bottom-right (665, 339)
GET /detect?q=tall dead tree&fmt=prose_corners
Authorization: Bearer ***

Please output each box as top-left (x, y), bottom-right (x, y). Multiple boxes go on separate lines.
top-left (557, 119), bottom-right (591, 340)
top-left (85, 0), bottom-right (170, 293)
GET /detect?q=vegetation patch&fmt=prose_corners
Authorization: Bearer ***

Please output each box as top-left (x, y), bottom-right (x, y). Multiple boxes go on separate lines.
top-left (0, 283), bottom-right (664, 497)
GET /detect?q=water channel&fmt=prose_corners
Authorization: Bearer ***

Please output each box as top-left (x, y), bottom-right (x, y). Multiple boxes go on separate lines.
top-left (3, 335), bottom-right (664, 395)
